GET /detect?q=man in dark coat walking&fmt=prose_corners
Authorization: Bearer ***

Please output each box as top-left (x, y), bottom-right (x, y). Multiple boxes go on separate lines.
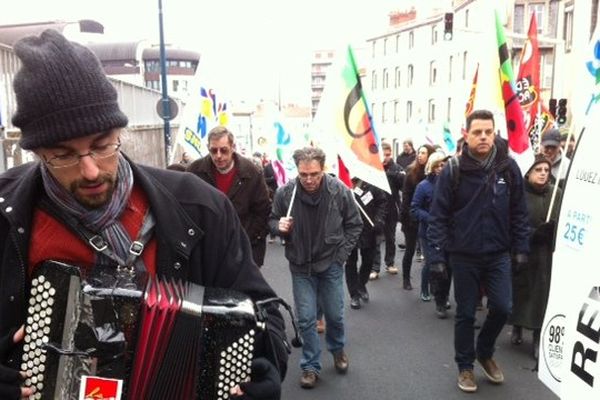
top-left (188, 127), bottom-right (272, 267)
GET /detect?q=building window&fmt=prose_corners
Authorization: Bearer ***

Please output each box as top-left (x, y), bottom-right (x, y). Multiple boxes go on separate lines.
top-left (395, 34), bottom-right (400, 52)
top-left (371, 70), bottom-right (378, 90)
top-left (382, 101), bottom-right (387, 123)
top-left (513, 4), bottom-right (525, 34)
top-left (541, 53), bottom-right (553, 89)
top-left (172, 80), bottom-right (179, 92)
top-left (428, 99), bottom-right (436, 123)
top-left (396, 67), bottom-right (401, 88)
top-left (394, 66), bottom-right (400, 88)
top-left (406, 101), bottom-right (413, 122)
top-left (383, 68), bottom-right (389, 89)
top-left (449, 55), bottom-right (453, 82)
top-left (429, 61), bottom-right (437, 86)
top-left (462, 51), bottom-right (468, 80)
top-left (529, 3), bottom-right (545, 34)
top-left (371, 103), bottom-right (376, 121)
top-left (384, 38), bottom-right (388, 56)
top-left (394, 100), bottom-right (399, 123)
top-left (372, 40), bottom-right (376, 58)
top-left (431, 26), bottom-right (438, 45)
top-left (564, 4), bottom-right (574, 52)
top-left (407, 64), bottom-right (414, 87)
top-left (465, 9), bottom-right (469, 28)
top-left (409, 31), bottom-right (414, 49)
top-left (447, 97), bottom-right (452, 121)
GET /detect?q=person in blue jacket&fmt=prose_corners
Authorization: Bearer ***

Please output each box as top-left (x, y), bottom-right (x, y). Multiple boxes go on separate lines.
top-left (427, 110), bottom-right (530, 393)
top-left (410, 151), bottom-right (450, 312)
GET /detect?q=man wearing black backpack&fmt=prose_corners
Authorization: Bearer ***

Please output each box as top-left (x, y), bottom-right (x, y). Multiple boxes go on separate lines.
top-left (427, 110), bottom-right (529, 393)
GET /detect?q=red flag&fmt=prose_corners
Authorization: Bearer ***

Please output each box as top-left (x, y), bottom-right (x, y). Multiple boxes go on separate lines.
top-left (465, 64), bottom-right (479, 118)
top-left (337, 156), bottom-right (352, 188)
top-left (516, 13), bottom-right (551, 152)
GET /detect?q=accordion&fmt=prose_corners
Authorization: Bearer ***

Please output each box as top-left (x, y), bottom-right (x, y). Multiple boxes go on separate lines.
top-left (21, 261), bottom-right (263, 400)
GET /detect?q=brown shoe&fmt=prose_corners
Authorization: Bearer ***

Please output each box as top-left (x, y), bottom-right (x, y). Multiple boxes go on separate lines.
top-left (478, 358), bottom-right (504, 384)
top-left (457, 369), bottom-right (477, 393)
top-left (317, 318), bottom-right (325, 334)
top-left (333, 350), bottom-right (349, 374)
top-left (300, 370), bottom-right (318, 389)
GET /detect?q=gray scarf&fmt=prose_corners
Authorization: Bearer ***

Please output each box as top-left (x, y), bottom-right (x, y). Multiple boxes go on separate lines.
top-left (40, 155), bottom-right (145, 268)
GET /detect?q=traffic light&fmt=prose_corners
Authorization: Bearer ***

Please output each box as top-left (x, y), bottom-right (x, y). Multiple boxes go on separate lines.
top-left (444, 13), bottom-right (454, 40)
top-left (549, 98), bottom-right (557, 119)
top-left (557, 98), bottom-right (567, 125)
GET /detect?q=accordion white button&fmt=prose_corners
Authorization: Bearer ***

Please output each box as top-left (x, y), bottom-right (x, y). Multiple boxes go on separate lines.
top-left (188, 228), bottom-right (195, 236)
top-left (5, 206), bottom-right (12, 213)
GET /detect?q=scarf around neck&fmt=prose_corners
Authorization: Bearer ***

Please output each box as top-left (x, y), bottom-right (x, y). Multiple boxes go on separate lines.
top-left (40, 155), bottom-right (138, 266)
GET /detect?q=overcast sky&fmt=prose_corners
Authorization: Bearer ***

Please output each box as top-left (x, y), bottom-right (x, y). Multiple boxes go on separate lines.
top-left (2, 0), bottom-right (409, 105)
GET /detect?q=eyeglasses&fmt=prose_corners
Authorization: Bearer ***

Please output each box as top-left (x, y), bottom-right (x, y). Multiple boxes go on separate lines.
top-left (44, 141), bottom-right (121, 168)
top-left (298, 171), bottom-right (323, 180)
top-left (209, 146), bottom-right (232, 155)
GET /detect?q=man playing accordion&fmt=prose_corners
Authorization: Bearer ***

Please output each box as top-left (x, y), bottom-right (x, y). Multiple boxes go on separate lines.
top-left (0, 29), bottom-right (287, 400)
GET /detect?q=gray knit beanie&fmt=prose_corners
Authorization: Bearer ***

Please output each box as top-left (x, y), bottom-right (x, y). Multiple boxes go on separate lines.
top-left (11, 29), bottom-right (128, 150)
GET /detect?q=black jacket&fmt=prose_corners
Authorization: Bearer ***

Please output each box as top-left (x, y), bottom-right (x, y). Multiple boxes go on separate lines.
top-left (0, 159), bottom-right (288, 378)
top-left (187, 152), bottom-right (271, 266)
top-left (351, 179), bottom-right (388, 248)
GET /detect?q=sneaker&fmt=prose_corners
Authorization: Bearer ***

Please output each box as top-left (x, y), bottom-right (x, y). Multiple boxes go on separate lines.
top-left (436, 305), bottom-right (448, 319)
top-left (445, 300), bottom-right (451, 310)
top-left (300, 370), bottom-right (318, 389)
top-left (385, 265), bottom-right (399, 274)
top-left (403, 278), bottom-right (413, 290)
top-left (350, 296), bottom-right (361, 309)
top-left (416, 254), bottom-right (425, 262)
top-left (369, 271), bottom-right (379, 280)
top-left (420, 292), bottom-right (432, 302)
top-left (457, 369), bottom-right (477, 393)
top-left (358, 288), bottom-right (370, 302)
top-left (317, 318), bottom-right (325, 334)
top-left (478, 358), bottom-right (504, 384)
top-left (333, 350), bottom-right (349, 374)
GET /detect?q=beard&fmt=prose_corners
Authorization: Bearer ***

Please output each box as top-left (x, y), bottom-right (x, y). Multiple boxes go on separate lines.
top-left (70, 173), bottom-right (116, 209)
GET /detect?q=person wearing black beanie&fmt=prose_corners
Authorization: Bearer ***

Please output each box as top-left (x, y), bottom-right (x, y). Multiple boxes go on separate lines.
top-left (0, 29), bottom-right (288, 399)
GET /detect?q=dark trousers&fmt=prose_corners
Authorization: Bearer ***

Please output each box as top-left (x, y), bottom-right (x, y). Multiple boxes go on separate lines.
top-left (401, 225), bottom-right (418, 279)
top-left (345, 247), bottom-right (375, 298)
top-left (451, 252), bottom-right (512, 371)
top-left (383, 218), bottom-right (397, 266)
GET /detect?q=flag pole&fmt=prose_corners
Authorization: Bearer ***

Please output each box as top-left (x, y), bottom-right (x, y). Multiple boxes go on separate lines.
top-left (286, 183), bottom-right (297, 218)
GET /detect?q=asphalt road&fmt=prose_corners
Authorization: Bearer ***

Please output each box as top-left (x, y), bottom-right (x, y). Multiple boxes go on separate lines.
top-left (260, 239), bottom-right (559, 400)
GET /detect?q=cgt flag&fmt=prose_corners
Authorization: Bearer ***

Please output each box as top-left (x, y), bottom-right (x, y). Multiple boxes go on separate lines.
top-left (516, 13), bottom-right (553, 153)
top-left (314, 45), bottom-right (390, 193)
top-left (495, 10), bottom-right (531, 173)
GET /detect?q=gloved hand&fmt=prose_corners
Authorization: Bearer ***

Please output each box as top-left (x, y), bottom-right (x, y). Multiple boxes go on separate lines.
top-left (429, 262), bottom-right (448, 281)
top-left (231, 357), bottom-right (281, 400)
top-left (0, 326), bottom-right (31, 400)
top-left (532, 220), bottom-right (557, 245)
top-left (512, 253), bottom-right (528, 275)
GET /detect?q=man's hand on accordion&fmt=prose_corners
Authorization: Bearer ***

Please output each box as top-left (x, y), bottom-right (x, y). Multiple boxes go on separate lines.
top-left (0, 326), bottom-right (33, 399)
top-left (230, 357), bottom-right (281, 400)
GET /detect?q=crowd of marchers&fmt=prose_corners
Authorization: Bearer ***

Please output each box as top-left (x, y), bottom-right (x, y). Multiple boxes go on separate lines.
top-left (182, 110), bottom-right (569, 394)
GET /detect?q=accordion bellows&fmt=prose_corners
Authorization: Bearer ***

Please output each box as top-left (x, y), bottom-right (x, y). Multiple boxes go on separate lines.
top-left (21, 261), bottom-right (259, 400)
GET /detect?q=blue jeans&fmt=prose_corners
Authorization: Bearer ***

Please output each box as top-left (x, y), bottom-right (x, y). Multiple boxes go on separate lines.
top-left (451, 252), bottom-right (512, 371)
top-left (291, 262), bottom-right (345, 373)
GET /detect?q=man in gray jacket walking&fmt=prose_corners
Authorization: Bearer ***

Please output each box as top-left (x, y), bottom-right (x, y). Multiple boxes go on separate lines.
top-left (270, 147), bottom-right (362, 389)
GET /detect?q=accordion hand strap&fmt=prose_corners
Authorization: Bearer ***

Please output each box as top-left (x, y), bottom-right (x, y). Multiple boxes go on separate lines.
top-left (39, 196), bottom-right (155, 271)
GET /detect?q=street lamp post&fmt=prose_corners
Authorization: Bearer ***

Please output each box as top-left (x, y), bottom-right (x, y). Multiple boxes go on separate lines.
top-left (158, 0), bottom-right (171, 165)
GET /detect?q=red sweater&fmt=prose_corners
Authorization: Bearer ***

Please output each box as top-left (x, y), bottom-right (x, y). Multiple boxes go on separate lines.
top-left (28, 185), bottom-right (157, 277)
